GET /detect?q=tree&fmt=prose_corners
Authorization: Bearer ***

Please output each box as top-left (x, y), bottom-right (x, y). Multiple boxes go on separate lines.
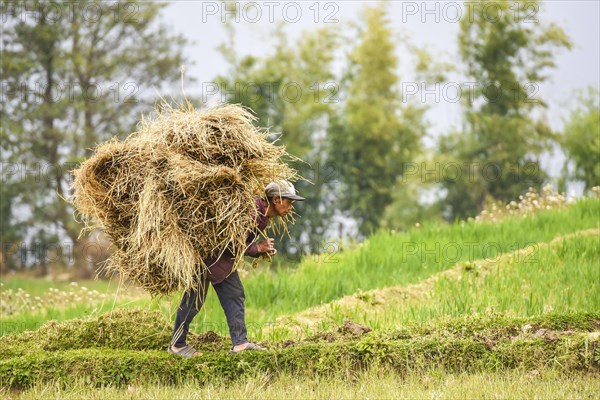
top-left (380, 151), bottom-right (445, 232)
top-left (439, 0), bottom-right (572, 219)
top-left (329, 2), bottom-right (424, 236)
top-left (215, 24), bottom-right (341, 259)
top-left (560, 86), bottom-right (600, 191)
top-left (1, 1), bottom-right (188, 274)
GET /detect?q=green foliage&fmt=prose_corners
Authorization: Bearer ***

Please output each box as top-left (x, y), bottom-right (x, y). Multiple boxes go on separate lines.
top-left (329, 3), bottom-right (425, 235)
top-left (381, 152), bottom-right (445, 231)
top-left (1, 203), bottom-right (599, 389)
top-left (560, 87), bottom-right (600, 191)
top-left (411, 311), bottom-right (600, 337)
top-left (0, 308), bottom-right (232, 360)
top-left (235, 198), bottom-right (597, 326)
top-left (429, 234), bottom-right (600, 315)
top-left (215, 25), bottom-right (340, 255)
top-left (10, 369), bottom-right (600, 399)
top-left (1, 310), bottom-right (598, 389)
top-left (308, 227), bottom-right (600, 330)
top-left (440, 0), bottom-right (572, 219)
top-left (2, 197), bottom-right (598, 336)
top-left (0, 0), bottom-right (188, 272)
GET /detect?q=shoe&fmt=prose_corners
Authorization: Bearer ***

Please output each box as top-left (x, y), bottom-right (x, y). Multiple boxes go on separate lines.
top-left (229, 342), bottom-right (266, 354)
top-left (168, 345), bottom-right (202, 358)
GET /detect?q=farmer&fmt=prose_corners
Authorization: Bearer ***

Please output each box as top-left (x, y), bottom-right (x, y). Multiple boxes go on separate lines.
top-left (169, 180), bottom-right (304, 357)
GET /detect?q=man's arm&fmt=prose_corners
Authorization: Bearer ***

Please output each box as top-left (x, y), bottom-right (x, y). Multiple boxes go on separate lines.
top-left (245, 238), bottom-right (276, 258)
top-left (244, 229), bottom-right (259, 257)
top-left (244, 243), bottom-right (260, 257)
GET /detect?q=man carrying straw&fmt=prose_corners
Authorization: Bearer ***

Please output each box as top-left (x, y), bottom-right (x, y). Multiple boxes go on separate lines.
top-left (169, 180), bottom-right (304, 357)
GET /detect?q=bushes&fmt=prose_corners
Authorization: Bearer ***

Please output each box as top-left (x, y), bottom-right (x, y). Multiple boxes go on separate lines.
top-left (2, 334), bottom-right (598, 389)
top-left (1, 309), bottom-right (598, 389)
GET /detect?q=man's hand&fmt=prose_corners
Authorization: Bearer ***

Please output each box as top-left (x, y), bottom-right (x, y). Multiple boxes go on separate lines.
top-left (256, 238), bottom-right (277, 257)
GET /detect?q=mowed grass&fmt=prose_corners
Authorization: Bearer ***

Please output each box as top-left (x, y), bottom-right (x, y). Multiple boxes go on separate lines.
top-left (1, 197), bottom-right (598, 338)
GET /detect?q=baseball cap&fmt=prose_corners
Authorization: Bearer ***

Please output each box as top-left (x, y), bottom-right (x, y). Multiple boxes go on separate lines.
top-left (265, 180), bottom-right (305, 201)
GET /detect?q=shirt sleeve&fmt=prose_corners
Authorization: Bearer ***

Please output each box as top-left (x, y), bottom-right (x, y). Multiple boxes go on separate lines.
top-left (244, 230), bottom-right (260, 258)
top-left (244, 243), bottom-right (259, 258)
top-left (244, 198), bottom-right (268, 258)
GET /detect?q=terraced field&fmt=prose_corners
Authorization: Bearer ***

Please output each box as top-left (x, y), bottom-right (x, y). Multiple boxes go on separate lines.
top-left (1, 197), bottom-right (599, 398)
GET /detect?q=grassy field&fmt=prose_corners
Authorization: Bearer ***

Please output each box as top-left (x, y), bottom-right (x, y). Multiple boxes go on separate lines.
top-left (276, 229), bottom-right (599, 333)
top-left (2, 197), bottom-right (598, 337)
top-left (0, 196), bottom-right (598, 398)
top-left (11, 369), bottom-right (600, 399)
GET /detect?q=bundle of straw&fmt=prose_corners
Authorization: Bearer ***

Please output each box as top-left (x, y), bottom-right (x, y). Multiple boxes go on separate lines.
top-left (71, 102), bottom-right (298, 295)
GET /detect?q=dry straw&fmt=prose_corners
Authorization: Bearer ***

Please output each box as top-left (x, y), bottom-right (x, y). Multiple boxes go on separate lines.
top-left (71, 102), bottom-right (299, 295)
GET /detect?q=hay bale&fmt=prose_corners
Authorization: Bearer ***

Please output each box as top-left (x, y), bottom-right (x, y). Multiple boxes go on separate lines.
top-left (71, 102), bottom-right (298, 295)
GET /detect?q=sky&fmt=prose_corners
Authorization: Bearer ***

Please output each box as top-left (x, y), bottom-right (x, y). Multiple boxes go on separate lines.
top-left (161, 0), bottom-right (600, 183)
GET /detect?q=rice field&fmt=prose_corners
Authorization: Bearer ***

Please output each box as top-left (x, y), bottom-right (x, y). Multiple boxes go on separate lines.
top-left (277, 229), bottom-right (599, 333)
top-left (1, 196), bottom-right (599, 398)
top-left (2, 197), bottom-right (597, 337)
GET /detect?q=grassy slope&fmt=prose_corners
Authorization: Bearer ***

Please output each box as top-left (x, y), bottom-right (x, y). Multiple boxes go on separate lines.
top-left (1, 198), bottom-right (598, 337)
top-left (276, 230), bottom-right (599, 333)
top-left (1, 198), bottom-right (599, 394)
top-left (204, 198), bottom-right (600, 332)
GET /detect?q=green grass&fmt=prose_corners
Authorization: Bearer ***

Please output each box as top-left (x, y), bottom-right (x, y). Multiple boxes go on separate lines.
top-left (1, 309), bottom-right (598, 389)
top-left (10, 369), bottom-right (600, 400)
top-left (1, 197), bottom-right (598, 338)
top-left (1, 199), bottom-right (599, 395)
top-left (0, 276), bottom-right (118, 295)
top-left (301, 232), bottom-right (600, 331)
top-left (232, 198), bottom-right (600, 328)
top-left (0, 298), bottom-right (166, 336)
top-left (431, 234), bottom-right (600, 316)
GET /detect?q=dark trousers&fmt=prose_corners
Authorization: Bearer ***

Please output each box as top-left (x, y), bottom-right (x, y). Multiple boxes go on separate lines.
top-left (171, 270), bottom-right (247, 347)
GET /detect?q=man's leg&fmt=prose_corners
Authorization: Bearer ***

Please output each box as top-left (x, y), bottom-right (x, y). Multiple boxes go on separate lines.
top-left (171, 277), bottom-right (208, 348)
top-left (212, 270), bottom-right (248, 346)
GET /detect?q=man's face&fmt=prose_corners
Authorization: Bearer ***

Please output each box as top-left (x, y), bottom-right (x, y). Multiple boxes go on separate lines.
top-left (273, 197), bottom-right (295, 217)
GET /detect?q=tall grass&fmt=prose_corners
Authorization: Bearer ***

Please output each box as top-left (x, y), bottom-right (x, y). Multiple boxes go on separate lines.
top-left (319, 233), bottom-right (600, 330)
top-left (237, 198), bottom-right (599, 325)
top-left (12, 368), bottom-right (600, 400)
top-left (1, 198), bottom-right (598, 337)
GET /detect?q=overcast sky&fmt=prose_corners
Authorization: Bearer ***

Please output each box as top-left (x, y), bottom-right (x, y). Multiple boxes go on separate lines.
top-left (161, 0), bottom-right (599, 182)
top-left (163, 1), bottom-right (598, 124)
